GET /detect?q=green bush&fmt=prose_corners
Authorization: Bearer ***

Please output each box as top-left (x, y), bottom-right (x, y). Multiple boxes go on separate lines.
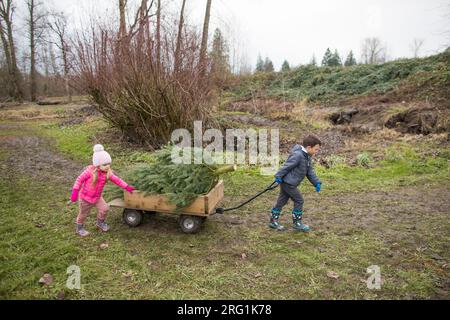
top-left (356, 152), bottom-right (372, 167)
top-left (325, 155), bottom-right (346, 168)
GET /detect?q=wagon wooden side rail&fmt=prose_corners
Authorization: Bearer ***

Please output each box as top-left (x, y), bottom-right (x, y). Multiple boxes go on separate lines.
top-left (108, 180), bottom-right (224, 233)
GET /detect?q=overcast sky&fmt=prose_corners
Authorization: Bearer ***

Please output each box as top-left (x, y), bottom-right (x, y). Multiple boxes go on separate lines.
top-left (24, 0), bottom-right (450, 71)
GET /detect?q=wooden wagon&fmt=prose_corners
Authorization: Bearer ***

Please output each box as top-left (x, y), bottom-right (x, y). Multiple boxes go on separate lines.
top-left (108, 180), bottom-right (224, 233)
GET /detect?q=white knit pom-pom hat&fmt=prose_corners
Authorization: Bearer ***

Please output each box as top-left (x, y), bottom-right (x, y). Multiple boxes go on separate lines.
top-left (92, 144), bottom-right (112, 166)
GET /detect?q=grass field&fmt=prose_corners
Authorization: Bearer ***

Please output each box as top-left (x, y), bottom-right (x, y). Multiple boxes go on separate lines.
top-left (0, 102), bottom-right (449, 299)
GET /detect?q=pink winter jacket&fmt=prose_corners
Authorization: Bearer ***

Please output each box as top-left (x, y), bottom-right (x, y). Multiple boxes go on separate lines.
top-left (72, 165), bottom-right (129, 204)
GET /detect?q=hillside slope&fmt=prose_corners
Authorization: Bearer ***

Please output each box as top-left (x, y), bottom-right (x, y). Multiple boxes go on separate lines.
top-left (225, 51), bottom-right (450, 107)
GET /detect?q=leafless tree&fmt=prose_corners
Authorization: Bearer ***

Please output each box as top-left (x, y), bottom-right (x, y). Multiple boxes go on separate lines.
top-left (119, 0), bottom-right (127, 37)
top-left (48, 42), bottom-right (59, 76)
top-left (39, 44), bottom-right (49, 95)
top-left (75, 0), bottom-right (214, 147)
top-left (26, 0), bottom-right (48, 101)
top-left (361, 37), bottom-right (387, 64)
top-left (48, 11), bottom-right (71, 101)
top-left (174, 0), bottom-right (186, 73)
top-left (156, 0), bottom-right (161, 68)
top-left (199, 0), bottom-right (212, 73)
top-left (222, 16), bottom-right (249, 75)
top-left (138, 0), bottom-right (151, 42)
top-left (0, 0), bottom-right (23, 100)
top-left (0, 18), bottom-right (12, 93)
top-left (410, 38), bottom-right (424, 58)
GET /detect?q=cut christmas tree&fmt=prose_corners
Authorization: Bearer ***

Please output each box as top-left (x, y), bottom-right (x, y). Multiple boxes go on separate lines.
top-left (105, 146), bottom-right (235, 209)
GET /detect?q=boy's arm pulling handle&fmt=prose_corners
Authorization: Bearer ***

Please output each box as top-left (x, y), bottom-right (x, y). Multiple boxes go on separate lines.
top-left (306, 161), bottom-right (321, 188)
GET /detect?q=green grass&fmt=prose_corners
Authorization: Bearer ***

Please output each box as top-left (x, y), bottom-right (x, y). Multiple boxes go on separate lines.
top-left (2, 169), bottom-right (447, 299)
top-left (37, 120), bottom-right (107, 163)
top-left (1, 118), bottom-right (449, 299)
top-left (35, 119), bottom-right (156, 169)
top-left (221, 143), bottom-right (449, 197)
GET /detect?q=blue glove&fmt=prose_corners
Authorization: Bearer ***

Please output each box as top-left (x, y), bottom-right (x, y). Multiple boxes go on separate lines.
top-left (315, 183), bottom-right (321, 193)
top-left (275, 177), bottom-right (283, 184)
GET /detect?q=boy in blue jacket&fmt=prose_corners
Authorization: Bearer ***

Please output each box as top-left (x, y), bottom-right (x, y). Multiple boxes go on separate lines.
top-left (270, 135), bottom-right (322, 232)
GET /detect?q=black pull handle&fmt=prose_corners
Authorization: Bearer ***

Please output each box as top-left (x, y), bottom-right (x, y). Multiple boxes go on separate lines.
top-left (215, 181), bottom-right (278, 214)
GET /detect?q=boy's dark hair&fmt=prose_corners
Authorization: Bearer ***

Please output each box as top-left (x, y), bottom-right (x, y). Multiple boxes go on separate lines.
top-left (303, 135), bottom-right (322, 147)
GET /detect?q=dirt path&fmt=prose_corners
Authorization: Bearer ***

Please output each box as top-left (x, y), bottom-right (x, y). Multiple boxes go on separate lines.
top-left (0, 124), bottom-right (83, 185)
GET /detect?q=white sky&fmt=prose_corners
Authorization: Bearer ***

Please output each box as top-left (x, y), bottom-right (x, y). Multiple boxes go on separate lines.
top-left (21, 0), bottom-right (450, 71)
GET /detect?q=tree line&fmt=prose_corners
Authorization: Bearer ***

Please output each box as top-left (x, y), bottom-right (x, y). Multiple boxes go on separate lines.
top-left (0, 0), bottom-right (429, 101)
top-left (254, 36), bottom-right (426, 72)
top-left (0, 0), bottom-right (230, 102)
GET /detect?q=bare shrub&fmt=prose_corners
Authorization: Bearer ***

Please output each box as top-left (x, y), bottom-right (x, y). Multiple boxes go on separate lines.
top-left (73, 4), bottom-right (214, 148)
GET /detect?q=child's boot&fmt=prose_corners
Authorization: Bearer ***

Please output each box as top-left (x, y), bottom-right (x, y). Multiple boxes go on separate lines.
top-left (292, 209), bottom-right (310, 232)
top-left (269, 208), bottom-right (285, 231)
top-left (76, 224), bottom-right (90, 237)
top-left (96, 219), bottom-right (110, 232)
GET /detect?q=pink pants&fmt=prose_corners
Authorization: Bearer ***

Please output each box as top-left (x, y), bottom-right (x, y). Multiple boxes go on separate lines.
top-left (76, 197), bottom-right (109, 224)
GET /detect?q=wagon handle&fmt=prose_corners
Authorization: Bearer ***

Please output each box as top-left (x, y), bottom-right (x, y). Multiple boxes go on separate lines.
top-left (215, 181), bottom-right (278, 214)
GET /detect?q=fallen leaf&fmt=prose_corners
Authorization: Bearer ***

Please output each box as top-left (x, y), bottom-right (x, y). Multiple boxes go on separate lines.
top-left (99, 243), bottom-right (109, 250)
top-left (326, 271), bottom-right (339, 279)
top-left (122, 270), bottom-right (133, 279)
top-left (35, 223), bottom-right (45, 228)
top-left (431, 254), bottom-right (444, 261)
top-left (56, 291), bottom-right (65, 300)
top-left (39, 273), bottom-right (53, 285)
top-left (241, 253), bottom-right (247, 260)
top-left (254, 272), bottom-right (262, 278)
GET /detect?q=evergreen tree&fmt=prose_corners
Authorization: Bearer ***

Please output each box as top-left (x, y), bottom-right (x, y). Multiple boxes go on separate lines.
top-left (210, 28), bottom-right (230, 77)
top-left (281, 60), bottom-right (290, 72)
top-left (256, 54), bottom-right (264, 72)
top-left (344, 50), bottom-right (357, 66)
top-left (321, 48), bottom-right (333, 66)
top-left (329, 49), bottom-right (342, 66)
top-left (263, 57), bottom-right (274, 72)
top-left (309, 54), bottom-right (317, 66)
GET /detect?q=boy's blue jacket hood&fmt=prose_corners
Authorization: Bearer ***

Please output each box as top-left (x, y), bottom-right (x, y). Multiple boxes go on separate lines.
top-left (290, 144), bottom-right (304, 154)
top-left (275, 144), bottom-right (320, 187)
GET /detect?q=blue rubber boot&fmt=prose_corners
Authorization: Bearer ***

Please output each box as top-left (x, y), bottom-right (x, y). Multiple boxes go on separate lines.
top-left (96, 219), bottom-right (110, 232)
top-left (269, 208), bottom-right (285, 231)
top-left (76, 224), bottom-right (90, 237)
top-left (292, 209), bottom-right (310, 232)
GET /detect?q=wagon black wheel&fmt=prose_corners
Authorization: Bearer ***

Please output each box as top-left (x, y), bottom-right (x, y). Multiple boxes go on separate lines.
top-left (123, 209), bottom-right (144, 227)
top-left (178, 215), bottom-right (204, 234)
top-left (143, 210), bottom-right (156, 215)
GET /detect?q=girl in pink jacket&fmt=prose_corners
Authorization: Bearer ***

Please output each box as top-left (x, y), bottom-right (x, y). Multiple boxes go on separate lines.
top-left (70, 144), bottom-right (135, 237)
